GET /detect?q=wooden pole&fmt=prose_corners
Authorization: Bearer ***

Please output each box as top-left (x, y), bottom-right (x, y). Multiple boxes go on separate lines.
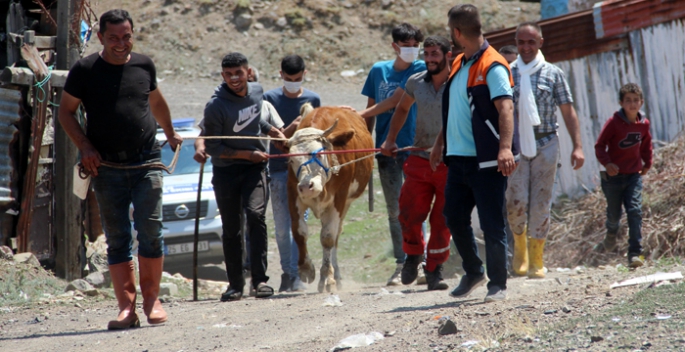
top-left (15, 41), bottom-right (51, 253)
top-left (55, 0), bottom-right (83, 280)
top-left (193, 162), bottom-right (205, 301)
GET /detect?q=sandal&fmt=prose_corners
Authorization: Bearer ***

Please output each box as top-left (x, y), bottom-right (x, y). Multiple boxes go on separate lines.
top-left (254, 282), bottom-right (274, 298)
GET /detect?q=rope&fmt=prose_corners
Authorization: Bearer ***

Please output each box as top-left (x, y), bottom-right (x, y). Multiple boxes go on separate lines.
top-left (329, 146), bottom-right (425, 174)
top-left (33, 67), bottom-right (52, 103)
top-left (77, 141), bottom-right (182, 179)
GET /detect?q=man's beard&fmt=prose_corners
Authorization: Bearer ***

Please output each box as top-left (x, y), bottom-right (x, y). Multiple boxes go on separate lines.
top-left (427, 58), bottom-right (447, 75)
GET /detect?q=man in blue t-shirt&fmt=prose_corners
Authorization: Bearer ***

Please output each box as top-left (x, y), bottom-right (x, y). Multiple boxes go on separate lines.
top-left (360, 23), bottom-right (426, 286)
top-left (264, 54), bottom-right (321, 293)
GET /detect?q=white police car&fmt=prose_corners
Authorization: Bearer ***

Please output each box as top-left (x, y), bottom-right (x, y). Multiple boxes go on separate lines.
top-left (145, 118), bottom-right (224, 276)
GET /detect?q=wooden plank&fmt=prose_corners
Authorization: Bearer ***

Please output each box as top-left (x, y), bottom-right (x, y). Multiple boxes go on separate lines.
top-left (0, 67), bottom-right (68, 87)
top-left (35, 36), bottom-right (57, 49)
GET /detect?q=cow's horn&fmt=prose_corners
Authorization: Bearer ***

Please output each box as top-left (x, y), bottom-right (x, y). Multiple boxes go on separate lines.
top-left (322, 119), bottom-right (339, 137)
top-left (300, 102), bottom-right (314, 119)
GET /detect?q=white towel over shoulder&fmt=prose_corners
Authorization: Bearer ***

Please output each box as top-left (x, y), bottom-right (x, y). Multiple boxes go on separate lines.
top-left (516, 51), bottom-right (545, 157)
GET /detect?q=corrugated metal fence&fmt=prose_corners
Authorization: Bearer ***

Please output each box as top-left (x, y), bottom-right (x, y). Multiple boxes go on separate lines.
top-left (554, 19), bottom-right (685, 198)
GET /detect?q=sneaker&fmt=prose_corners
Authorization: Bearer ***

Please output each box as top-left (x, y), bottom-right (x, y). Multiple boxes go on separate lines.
top-left (484, 285), bottom-right (507, 302)
top-left (278, 273), bottom-right (292, 293)
top-left (290, 275), bottom-right (307, 292)
top-left (449, 274), bottom-right (486, 298)
top-left (424, 264), bottom-right (448, 291)
top-left (220, 286), bottom-right (243, 302)
top-left (401, 255), bottom-right (423, 285)
top-left (628, 253), bottom-right (644, 268)
top-left (386, 263), bottom-right (403, 286)
top-left (416, 268), bottom-right (427, 285)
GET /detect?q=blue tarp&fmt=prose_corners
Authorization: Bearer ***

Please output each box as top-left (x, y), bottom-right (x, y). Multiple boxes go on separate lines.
top-left (541, 0), bottom-right (569, 19)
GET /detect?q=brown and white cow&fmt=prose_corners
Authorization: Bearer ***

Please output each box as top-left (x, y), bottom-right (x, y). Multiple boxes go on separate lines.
top-left (286, 104), bottom-right (374, 293)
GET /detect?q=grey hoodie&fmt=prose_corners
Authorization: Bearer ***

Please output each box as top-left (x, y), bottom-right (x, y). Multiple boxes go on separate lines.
top-left (204, 82), bottom-right (273, 167)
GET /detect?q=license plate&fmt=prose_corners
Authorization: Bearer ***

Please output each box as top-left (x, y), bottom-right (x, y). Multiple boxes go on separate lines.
top-left (165, 241), bottom-right (209, 255)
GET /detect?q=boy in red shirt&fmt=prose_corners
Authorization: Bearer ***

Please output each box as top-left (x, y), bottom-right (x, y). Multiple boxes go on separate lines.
top-left (594, 83), bottom-right (652, 267)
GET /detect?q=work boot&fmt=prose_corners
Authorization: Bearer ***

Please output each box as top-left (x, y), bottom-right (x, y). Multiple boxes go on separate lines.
top-left (138, 256), bottom-right (168, 325)
top-left (512, 229), bottom-right (529, 276)
top-left (594, 232), bottom-right (617, 252)
top-left (424, 264), bottom-right (448, 291)
top-left (386, 263), bottom-right (403, 286)
top-left (107, 261), bottom-right (140, 330)
top-left (527, 238), bottom-right (546, 279)
top-left (401, 255), bottom-right (423, 285)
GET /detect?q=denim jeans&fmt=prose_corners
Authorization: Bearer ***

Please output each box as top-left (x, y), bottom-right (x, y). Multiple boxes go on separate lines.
top-left (92, 166), bottom-right (164, 265)
top-left (213, 163), bottom-right (270, 289)
top-left (377, 153), bottom-right (408, 264)
top-left (269, 170), bottom-right (299, 278)
top-left (601, 172), bottom-right (643, 254)
top-left (443, 156), bottom-right (508, 289)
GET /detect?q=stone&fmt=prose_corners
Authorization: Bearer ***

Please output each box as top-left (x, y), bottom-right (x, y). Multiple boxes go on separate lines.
top-left (66, 279), bottom-right (95, 293)
top-left (159, 283), bottom-right (178, 296)
top-left (254, 23), bottom-right (264, 30)
top-left (275, 17), bottom-right (287, 29)
top-left (14, 252), bottom-right (40, 267)
top-left (590, 336), bottom-right (604, 342)
top-left (88, 251), bottom-right (108, 274)
top-left (381, 0), bottom-right (393, 8)
top-left (561, 306), bottom-right (572, 313)
top-left (84, 271), bottom-right (110, 289)
top-left (235, 14), bottom-right (253, 30)
top-left (438, 319), bottom-right (458, 335)
top-left (0, 246), bottom-right (13, 260)
top-left (544, 309), bottom-right (558, 315)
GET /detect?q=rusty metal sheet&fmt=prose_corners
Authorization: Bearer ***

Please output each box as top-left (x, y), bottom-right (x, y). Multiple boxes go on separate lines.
top-left (594, 0), bottom-right (685, 39)
top-left (485, 9), bottom-right (628, 63)
top-left (0, 88), bottom-right (22, 207)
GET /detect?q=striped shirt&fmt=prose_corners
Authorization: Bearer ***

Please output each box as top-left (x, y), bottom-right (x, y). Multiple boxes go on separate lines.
top-left (511, 61), bottom-right (573, 148)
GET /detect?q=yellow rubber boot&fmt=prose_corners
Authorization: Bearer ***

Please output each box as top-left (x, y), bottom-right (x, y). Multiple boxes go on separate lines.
top-left (528, 238), bottom-right (546, 278)
top-left (512, 229), bottom-right (529, 276)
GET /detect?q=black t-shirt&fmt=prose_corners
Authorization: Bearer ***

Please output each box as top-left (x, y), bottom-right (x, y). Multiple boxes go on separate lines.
top-left (64, 52), bottom-right (159, 158)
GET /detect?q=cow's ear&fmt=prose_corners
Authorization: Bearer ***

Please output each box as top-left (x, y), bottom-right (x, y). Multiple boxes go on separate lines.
top-left (329, 130), bottom-right (355, 147)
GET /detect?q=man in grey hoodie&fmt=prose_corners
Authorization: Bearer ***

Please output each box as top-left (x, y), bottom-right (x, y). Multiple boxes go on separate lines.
top-left (203, 52), bottom-right (286, 301)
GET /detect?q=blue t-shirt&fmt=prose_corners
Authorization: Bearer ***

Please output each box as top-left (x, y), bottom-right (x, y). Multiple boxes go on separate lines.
top-left (361, 60), bottom-right (426, 149)
top-left (264, 87), bottom-right (321, 172)
top-left (446, 63), bottom-right (512, 156)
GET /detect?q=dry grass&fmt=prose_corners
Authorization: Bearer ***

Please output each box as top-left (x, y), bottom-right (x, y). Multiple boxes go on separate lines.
top-left (546, 133), bottom-right (685, 268)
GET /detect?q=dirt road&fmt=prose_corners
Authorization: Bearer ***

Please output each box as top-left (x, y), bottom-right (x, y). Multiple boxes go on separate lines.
top-left (4, 264), bottom-right (679, 352)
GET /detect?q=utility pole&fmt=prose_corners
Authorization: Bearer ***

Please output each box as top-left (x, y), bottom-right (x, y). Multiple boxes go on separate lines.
top-left (55, 0), bottom-right (83, 280)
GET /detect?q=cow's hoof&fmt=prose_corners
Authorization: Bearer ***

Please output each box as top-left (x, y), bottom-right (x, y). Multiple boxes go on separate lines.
top-left (299, 258), bottom-right (316, 283)
top-left (318, 278), bottom-right (337, 293)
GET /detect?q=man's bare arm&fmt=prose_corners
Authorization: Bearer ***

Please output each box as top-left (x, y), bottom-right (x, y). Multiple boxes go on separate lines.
top-left (380, 92), bottom-right (415, 156)
top-left (149, 88), bottom-right (182, 150)
top-left (359, 88), bottom-right (405, 119)
top-left (58, 91), bottom-right (102, 176)
top-left (559, 103), bottom-right (585, 170)
top-left (494, 98), bottom-right (516, 176)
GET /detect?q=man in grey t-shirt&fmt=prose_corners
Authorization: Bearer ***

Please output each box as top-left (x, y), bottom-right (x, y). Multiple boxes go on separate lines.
top-left (380, 36), bottom-right (453, 291)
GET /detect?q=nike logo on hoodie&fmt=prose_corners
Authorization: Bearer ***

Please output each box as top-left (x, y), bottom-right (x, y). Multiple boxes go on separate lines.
top-left (234, 104), bottom-right (260, 132)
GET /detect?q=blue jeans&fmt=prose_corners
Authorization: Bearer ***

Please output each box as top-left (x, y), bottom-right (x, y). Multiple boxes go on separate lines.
top-left (601, 172), bottom-right (643, 254)
top-left (92, 166), bottom-right (164, 265)
top-left (269, 170), bottom-right (299, 278)
top-left (443, 156), bottom-right (508, 289)
top-left (377, 154), bottom-right (407, 264)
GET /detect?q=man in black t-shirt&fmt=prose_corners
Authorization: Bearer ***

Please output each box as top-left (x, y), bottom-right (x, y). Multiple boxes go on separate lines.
top-left (59, 9), bottom-right (181, 330)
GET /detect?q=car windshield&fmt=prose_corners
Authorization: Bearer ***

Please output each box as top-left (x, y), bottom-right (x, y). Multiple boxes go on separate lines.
top-left (161, 142), bottom-right (213, 175)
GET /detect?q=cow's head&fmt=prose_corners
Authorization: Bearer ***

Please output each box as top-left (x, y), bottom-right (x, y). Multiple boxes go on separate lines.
top-left (287, 119), bottom-right (355, 199)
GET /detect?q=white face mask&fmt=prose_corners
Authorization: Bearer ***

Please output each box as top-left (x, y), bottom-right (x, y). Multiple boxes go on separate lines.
top-left (283, 80), bottom-right (302, 94)
top-left (399, 47), bottom-right (420, 63)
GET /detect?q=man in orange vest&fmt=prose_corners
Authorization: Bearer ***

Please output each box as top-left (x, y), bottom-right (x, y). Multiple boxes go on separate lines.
top-left (430, 4), bottom-right (519, 302)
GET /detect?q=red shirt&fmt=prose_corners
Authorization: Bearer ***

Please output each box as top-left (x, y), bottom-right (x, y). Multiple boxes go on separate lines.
top-left (594, 110), bottom-right (653, 174)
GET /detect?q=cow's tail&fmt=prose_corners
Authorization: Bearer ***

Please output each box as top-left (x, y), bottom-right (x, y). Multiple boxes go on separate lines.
top-left (300, 102), bottom-right (314, 119)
